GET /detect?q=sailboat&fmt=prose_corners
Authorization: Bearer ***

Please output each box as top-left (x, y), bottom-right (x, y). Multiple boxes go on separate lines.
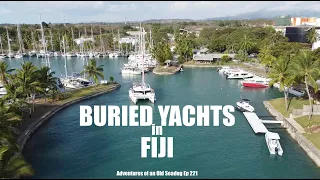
top-left (28, 31), bottom-right (37, 57)
top-left (128, 26), bottom-right (156, 104)
top-left (39, 14), bottom-right (51, 68)
top-left (14, 24), bottom-right (23, 59)
top-left (5, 27), bottom-right (14, 58)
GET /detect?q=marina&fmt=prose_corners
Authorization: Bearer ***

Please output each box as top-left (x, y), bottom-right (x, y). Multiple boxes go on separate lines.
top-left (1, 57), bottom-right (317, 178)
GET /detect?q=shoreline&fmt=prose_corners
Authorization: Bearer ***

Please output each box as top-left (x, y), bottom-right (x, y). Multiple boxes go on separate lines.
top-left (264, 101), bottom-right (320, 167)
top-left (17, 83), bottom-right (121, 151)
top-left (153, 65), bottom-right (182, 75)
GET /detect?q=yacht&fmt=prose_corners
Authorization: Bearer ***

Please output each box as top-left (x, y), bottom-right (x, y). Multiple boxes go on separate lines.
top-left (226, 71), bottom-right (254, 79)
top-left (28, 50), bottom-right (37, 57)
top-left (265, 132), bottom-right (283, 156)
top-left (129, 82), bottom-right (156, 104)
top-left (121, 66), bottom-right (142, 75)
top-left (66, 52), bottom-right (77, 57)
top-left (217, 66), bottom-right (231, 73)
top-left (53, 51), bottom-right (61, 57)
top-left (14, 53), bottom-right (23, 59)
top-left (236, 98), bottom-right (254, 112)
top-left (128, 25), bottom-right (156, 104)
top-left (0, 83), bottom-right (7, 98)
top-left (241, 77), bottom-right (270, 88)
top-left (0, 53), bottom-right (7, 59)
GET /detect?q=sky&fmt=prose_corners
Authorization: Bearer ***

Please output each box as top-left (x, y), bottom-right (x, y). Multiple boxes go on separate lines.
top-left (1, 1), bottom-right (320, 24)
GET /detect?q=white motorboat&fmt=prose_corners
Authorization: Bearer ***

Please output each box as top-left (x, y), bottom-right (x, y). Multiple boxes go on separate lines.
top-left (180, 67), bottom-right (184, 72)
top-left (227, 71), bottom-right (254, 79)
top-left (236, 99), bottom-right (254, 112)
top-left (265, 132), bottom-right (283, 156)
top-left (121, 67), bottom-right (142, 75)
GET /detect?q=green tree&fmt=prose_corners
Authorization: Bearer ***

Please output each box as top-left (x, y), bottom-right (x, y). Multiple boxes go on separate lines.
top-left (291, 51), bottom-right (320, 120)
top-left (35, 66), bottom-right (58, 107)
top-left (258, 46), bottom-right (276, 73)
top-left (307, 27), bottom-right (319, 45)
top-left (152, 41), bottom-right (172, 66)
top-left (14, 62), bottom-right (42, 109)
top-left (0, 61), bottom-right (15, 85)
top-left (81, 59), bottom-right (104, 85)
top-left (240, 35), bottom-right (253, 61)
top-left (268, 55), bottom-right (294, 111)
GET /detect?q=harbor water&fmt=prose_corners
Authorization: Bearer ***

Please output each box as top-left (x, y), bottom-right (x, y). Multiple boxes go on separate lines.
top-left (5, 57), bottom-right (320, 178)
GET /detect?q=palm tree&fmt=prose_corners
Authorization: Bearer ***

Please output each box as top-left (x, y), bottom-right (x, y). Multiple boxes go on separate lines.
top-left (307, 27), bottom-right (319, 45)
top-left (268, 55), bottom-right (294, 111)
top-left (0, 143), bottom-right (34, 178)
top-left (0, 61), bottom-right (15, 85)
top-left (291, 51), bottom-right (320, 120)
top-left (240, 35), bottom-right (253, 62)
top-left (14, 62), bottom-right (42, 110)
top-left (258, 46), bottom-right (276, 73)
top-left (81, 59), bottom-right (104, 85)
top-left (35, 66), bottom-right (58, 106)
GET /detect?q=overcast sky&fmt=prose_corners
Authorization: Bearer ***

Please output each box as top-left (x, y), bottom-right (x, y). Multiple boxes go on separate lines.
top-left (1, 1), bottom-right (320, 24)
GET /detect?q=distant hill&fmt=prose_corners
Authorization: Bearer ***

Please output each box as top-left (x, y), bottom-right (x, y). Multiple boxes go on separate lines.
top-left (202, 9), bottom-right (320, 21)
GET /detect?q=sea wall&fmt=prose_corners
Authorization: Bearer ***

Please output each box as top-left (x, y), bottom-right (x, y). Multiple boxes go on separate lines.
top-left (263, 101), bottom-right (320, 167)
top-left (18, 84), bottom-right (121, 151)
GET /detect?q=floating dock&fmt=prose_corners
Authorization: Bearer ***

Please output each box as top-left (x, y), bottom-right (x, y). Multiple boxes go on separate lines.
top-left (243, 112), bottom-right (269, 134)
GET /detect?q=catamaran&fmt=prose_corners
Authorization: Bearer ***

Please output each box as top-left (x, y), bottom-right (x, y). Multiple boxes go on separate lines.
top-left (129, 26), bottom-right (156, 104)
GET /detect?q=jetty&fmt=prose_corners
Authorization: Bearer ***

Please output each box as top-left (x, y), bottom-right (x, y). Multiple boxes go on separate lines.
top-left (243, 112), bottom-right (283, 134)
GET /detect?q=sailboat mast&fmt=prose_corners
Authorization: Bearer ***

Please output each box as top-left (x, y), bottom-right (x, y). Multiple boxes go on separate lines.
top-left (71, 27), bottom-right (75, 51)
top-left (62, 36), bottom-right (67, 78)
top-left (84, 27), bottom-right (87, 53)
top-left (6, 27), bottom-right (11, 55)
top-left (50, 30), bottom-right (53, 51)
top-left (118, 29), bottom-right (120, 52)
top-left (91, 26), bottom-right (94, 51)
top-left (112, 29), bottom-right (115, 52)
top-left (0, 36), bottom-right (3, 54)
top-left (16, 25), bottom-right (22, 53)
top-left (31, 31), bottom-right (35, 51)
top-left (141, 24), bottom-right (145, 85)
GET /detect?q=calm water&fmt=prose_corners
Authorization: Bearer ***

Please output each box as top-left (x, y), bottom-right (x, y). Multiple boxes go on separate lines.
top-left (6, 57), bottom-right (320, 178)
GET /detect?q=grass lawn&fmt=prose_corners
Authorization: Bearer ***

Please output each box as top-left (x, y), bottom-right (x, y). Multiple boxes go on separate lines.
top-left (305, 132), bottom-right (320, 149)
top-left (295, 115), bottom-right (320, 128)
top-left (36, 83), bottom-right (118, 105)
top-left (269, 97), bottom-right (310, 118)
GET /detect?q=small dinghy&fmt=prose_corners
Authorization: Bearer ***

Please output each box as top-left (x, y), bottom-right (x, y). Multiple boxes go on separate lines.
top-left (236, 98), bottom-right (254, 112)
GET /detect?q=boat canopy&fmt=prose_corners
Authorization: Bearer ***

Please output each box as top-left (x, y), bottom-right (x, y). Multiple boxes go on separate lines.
top-left (266, 132), bottom-right (280, 139)
top-left (241, 98), bottom-right (250, 102)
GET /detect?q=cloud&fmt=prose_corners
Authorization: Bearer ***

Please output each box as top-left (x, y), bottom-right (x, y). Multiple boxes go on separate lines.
top-left (1, 1), bottom-right (320, 24)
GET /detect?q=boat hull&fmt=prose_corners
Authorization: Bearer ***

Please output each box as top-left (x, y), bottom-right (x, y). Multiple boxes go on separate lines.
top-left (242, 82), bottom-right (269, 88)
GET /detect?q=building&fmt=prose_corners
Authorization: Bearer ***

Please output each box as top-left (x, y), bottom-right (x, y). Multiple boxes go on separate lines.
top-left (291, 17), bottom-right (320, 26)
top-left (119, 36), bottom-right (138, 45)
top-left (193, 53), bottom-right (236, 63)
top-left (285, 26), bottom-right (311, 43)
top-left (274, 15), bottom-right (291, 26)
